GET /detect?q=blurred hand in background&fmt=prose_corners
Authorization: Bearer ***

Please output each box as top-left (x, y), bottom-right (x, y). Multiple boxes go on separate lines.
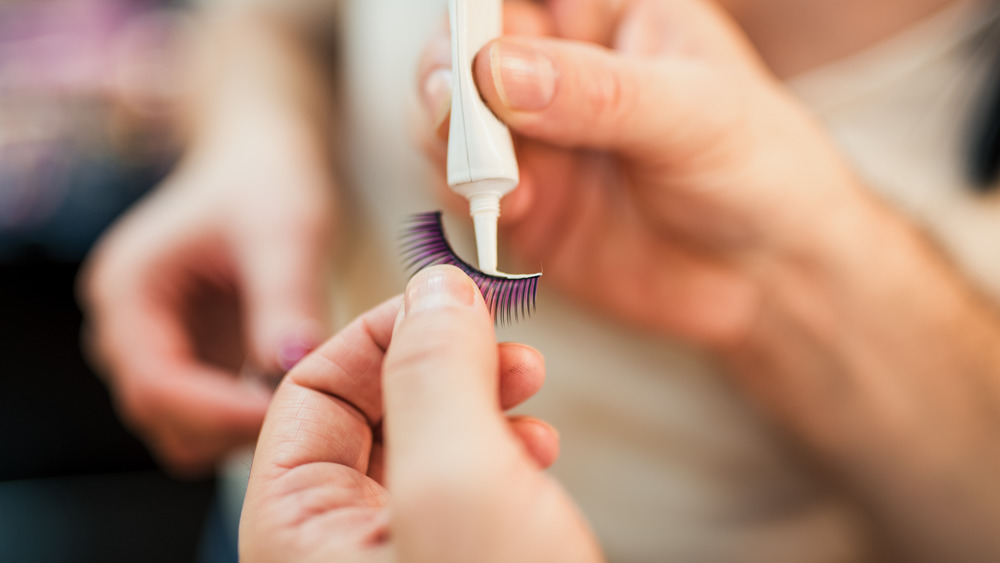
top-left (79, 11), bottom-right (338, 476)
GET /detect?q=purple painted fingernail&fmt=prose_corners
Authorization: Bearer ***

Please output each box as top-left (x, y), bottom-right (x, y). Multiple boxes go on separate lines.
top-left (278, 339), bottom-right (314, 372)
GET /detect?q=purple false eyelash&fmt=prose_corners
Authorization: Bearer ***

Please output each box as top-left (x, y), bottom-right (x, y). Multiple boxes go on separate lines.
top-left (400, 211), bottom-right (540, 325)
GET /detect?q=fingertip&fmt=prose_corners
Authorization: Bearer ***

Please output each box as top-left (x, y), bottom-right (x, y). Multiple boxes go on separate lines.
top-left (498, 342), bottom-right (546, 410)
top-left (499, 341), bottom-right (545, 365)
top-left (421, 68), bottom-right (453, 132)
top-left (403, 265), bottom-right (479, 319)
top-left (249, 317), bottom-right (325, 377)
top-left (509, 416), bottom-right (560, 469)
top-left (276, 320), bottom-right (325, 372)
top-left (473, 34), bottom-right (695, 160)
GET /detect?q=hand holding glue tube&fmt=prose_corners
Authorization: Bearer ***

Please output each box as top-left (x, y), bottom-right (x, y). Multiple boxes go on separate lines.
top-left (419, 0), bottom-right (1000, 559)
top-left (240, 266), bottom-right (602, 563)
top-left (419, 0), bottom-right (859, 344)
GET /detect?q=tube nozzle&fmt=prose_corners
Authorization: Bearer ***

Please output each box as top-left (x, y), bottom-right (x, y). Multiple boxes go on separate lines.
top-left (468, 192), bottom-right (501, 273)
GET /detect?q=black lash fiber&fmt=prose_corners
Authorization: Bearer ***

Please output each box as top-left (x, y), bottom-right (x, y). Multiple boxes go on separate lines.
top-left (400, 211), bottom-right (540, 325)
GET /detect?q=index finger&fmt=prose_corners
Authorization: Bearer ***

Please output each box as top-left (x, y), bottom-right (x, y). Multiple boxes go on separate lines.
top-left (250, 296), bottom-right (401, 482)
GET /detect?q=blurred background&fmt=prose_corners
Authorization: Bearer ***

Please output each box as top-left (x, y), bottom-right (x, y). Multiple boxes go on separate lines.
top-left (0, 0), bottom-right (215, 560)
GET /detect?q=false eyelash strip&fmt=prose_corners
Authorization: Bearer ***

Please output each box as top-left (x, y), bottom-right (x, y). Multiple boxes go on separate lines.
top-left (400, 211), bottom-right (540, 325)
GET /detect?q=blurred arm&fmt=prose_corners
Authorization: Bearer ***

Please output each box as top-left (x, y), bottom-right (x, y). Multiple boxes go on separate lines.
top-left (724, 198), bottom-right (1000, 561)
top-left (179, 2), bottom-right (340, 180)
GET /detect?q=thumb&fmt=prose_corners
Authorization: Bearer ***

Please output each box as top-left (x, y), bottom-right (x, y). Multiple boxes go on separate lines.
top-left (383, 266), bottom-right (527, 553)
top-left (473, 1), bottom-right (766, 165)
top-left (383, 265), bottom-right (516, 473)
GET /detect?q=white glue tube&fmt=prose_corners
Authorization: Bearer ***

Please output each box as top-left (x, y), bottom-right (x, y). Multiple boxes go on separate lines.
top-left (446, 0), bottom-right (519, 275)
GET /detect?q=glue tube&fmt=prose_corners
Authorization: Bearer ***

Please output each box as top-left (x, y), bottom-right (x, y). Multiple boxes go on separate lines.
top-left (446, 0), bottom-right (519, 275)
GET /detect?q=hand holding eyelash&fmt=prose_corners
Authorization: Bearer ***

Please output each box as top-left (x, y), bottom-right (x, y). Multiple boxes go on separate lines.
top-left (240, 266), bottom-right (601, 563)
top-left (418, 0), bottom-right (873, 348)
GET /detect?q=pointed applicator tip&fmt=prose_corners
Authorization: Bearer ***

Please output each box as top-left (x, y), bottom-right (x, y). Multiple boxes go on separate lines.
top-left (399, 211), bottom-right (541, 325)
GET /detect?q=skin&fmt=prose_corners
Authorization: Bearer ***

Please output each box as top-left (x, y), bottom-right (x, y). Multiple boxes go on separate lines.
top-left (240, 266), bottom-right (602, 563)
top-left (79, 13), bottom-right (338, 476)
top-left (421, 0), bottom-right (875, 343)
top-left (415, 0), bottom-right (1000, 560)
top-left (80, 0), bottom-right (960, 476)
top-left (86, 0), bottom-right (1000, 560)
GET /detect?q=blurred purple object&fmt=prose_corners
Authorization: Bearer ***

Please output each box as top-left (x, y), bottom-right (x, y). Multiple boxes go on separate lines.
top-left (0, 0), bottom-right (152, 94)
top-left (0, 0), bottom-right (178, 260)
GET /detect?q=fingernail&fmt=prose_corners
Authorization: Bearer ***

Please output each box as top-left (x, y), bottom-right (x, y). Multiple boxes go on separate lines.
top-left (277, 325), bottom-right (321, 372)
top-left (421, 67), bottom-right (453, 127)
top-left (405, 266), bottom-right (476, 316)
top-left (490, 41), bottom-right (558, 112)
top-left (278, 341), bottom-right (312, 372)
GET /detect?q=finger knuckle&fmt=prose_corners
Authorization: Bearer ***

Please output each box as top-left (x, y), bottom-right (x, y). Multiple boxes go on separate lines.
top-left (584, 60), bottom-right (630, 124)
top-left (386, 335), bottom-right (450, 376)
top-left (384, 320), bottom-right (471, 376)
top-left (587, 71), bottom-right (622, 117)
